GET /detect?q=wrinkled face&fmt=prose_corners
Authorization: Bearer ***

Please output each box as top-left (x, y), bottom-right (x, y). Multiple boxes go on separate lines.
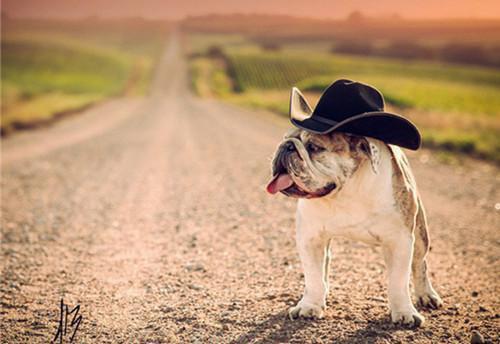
top-left (267, 129), bottom-right (371, 198)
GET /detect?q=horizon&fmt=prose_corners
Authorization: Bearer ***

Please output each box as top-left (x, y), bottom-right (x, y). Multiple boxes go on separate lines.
top-left (4, 12), bottom-right (500, 23)
top-left (3, 0), bottom-right (500, 20)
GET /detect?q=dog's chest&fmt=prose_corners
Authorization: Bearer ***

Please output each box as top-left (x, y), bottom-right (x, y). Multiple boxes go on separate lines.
top-left (298, 186), bottom-right (402, 245)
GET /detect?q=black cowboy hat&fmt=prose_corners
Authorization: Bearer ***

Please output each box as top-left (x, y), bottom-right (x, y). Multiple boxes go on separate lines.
top-left (290, 79), bottom-right (421, 150)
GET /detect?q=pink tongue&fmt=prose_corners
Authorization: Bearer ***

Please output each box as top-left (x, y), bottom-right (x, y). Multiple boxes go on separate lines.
top-left (266, 174), bottom-right (294, 194)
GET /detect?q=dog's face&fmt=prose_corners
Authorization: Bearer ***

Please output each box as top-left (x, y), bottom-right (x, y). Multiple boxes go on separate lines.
top-left (267, 129), bottom-right (378, 198)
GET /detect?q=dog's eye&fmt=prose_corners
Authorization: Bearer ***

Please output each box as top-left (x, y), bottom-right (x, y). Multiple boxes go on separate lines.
top-left (306, 142), bottom-right (324, 153)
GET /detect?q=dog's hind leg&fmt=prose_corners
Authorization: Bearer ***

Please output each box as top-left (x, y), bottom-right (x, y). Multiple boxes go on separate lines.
top-left (411, 199), bottom-right (443, 309)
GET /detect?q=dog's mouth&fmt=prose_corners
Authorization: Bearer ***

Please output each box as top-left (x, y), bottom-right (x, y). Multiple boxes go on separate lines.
top-left (266, 173), bottom-right (336, 199)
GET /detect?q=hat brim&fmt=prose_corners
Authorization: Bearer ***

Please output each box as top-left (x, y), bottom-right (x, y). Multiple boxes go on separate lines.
top-left (291, 112), bottom-right (421, 150)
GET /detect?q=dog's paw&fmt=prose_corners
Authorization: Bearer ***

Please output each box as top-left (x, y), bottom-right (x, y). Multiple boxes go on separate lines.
top-left (416, 290), bottom-right (443, 310)
top-left (288, 300), bottom-right (324, 320)
top-left (391, 309), bottom-right (425, 327)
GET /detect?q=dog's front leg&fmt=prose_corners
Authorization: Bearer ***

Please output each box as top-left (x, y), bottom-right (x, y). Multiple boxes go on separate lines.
top-left (289, 222), bottom-right (330, 320)
top-left (383, 233), bottom-right (424, 327)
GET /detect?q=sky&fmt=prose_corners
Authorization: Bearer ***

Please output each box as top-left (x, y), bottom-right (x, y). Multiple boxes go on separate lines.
top-left (3, 0), bottom-right (500, 20)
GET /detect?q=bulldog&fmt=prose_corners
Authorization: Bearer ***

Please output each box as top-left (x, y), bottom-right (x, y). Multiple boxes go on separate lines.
top-left (266, 129), bottom-right (443, 327)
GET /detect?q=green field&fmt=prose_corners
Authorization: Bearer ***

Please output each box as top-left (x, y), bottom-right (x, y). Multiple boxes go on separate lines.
top-left (187, 33), bottom-right (500, 162)
top-left (1, 19), bottom-right (169, 135)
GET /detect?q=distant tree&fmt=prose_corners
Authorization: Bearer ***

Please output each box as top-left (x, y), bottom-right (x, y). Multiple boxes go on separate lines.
top-left (333, 40), bottom-right (373, 55)
top-left (441, 43), bottom-right (488, 66)
top-left (347, 11), bottom-right (365, 23)
top-left (488, 45), bottom-right (500, 67)
top-left (379, 41), bottom-right (434, 60)
top-left (391, 13), bottom-right (403, 20)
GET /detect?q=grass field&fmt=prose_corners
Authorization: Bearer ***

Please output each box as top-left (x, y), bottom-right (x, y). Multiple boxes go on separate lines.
top-left (1, 19), bottom-right (169, 135)
top-left (186, 33), bottom-right (500, 162)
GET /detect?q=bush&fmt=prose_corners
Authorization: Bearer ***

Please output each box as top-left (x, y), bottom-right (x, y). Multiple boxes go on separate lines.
top-left (206, 45), bottom-right (225, 58)
top-left (259, 41), bottom-right (282, 51)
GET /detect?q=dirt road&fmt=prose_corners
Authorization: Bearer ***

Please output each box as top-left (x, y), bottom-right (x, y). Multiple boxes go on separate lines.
top-left (1, 34), bottom-right (499, 343)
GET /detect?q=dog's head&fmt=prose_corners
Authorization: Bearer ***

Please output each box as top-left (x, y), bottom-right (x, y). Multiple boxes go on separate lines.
top-left (266, 129), bottom-right (380, 198)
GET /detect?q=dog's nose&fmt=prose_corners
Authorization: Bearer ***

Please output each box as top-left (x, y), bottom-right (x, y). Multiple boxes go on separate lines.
top-left (284, 141), bottom-right (295, 152)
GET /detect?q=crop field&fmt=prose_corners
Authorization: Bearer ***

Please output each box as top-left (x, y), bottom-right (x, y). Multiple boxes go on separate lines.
top-left (1, 19), bottom-right (169, 135)
top-left (186, 33), bottom-right (500, 162)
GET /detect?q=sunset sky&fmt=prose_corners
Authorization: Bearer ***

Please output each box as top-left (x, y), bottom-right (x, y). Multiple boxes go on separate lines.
top-left (3, 0), bottom-right (500, 20)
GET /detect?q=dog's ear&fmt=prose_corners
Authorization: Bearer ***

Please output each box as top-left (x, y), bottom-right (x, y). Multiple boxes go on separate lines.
top-left (350, 136), bottom-right (380, 174)
top-left (290, 87), bottom-right (312, 121)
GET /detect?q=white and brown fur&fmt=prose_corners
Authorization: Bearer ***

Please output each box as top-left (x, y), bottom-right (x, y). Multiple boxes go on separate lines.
top-left (271, 129), bottom-right (442, 327)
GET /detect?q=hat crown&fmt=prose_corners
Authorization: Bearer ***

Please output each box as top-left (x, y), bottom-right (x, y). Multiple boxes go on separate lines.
top-left (313, 79), bottom-right (385, 122)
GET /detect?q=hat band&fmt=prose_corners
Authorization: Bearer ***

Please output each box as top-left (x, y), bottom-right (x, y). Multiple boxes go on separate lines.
top-left (313, 115), bottom-right (339, 126)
